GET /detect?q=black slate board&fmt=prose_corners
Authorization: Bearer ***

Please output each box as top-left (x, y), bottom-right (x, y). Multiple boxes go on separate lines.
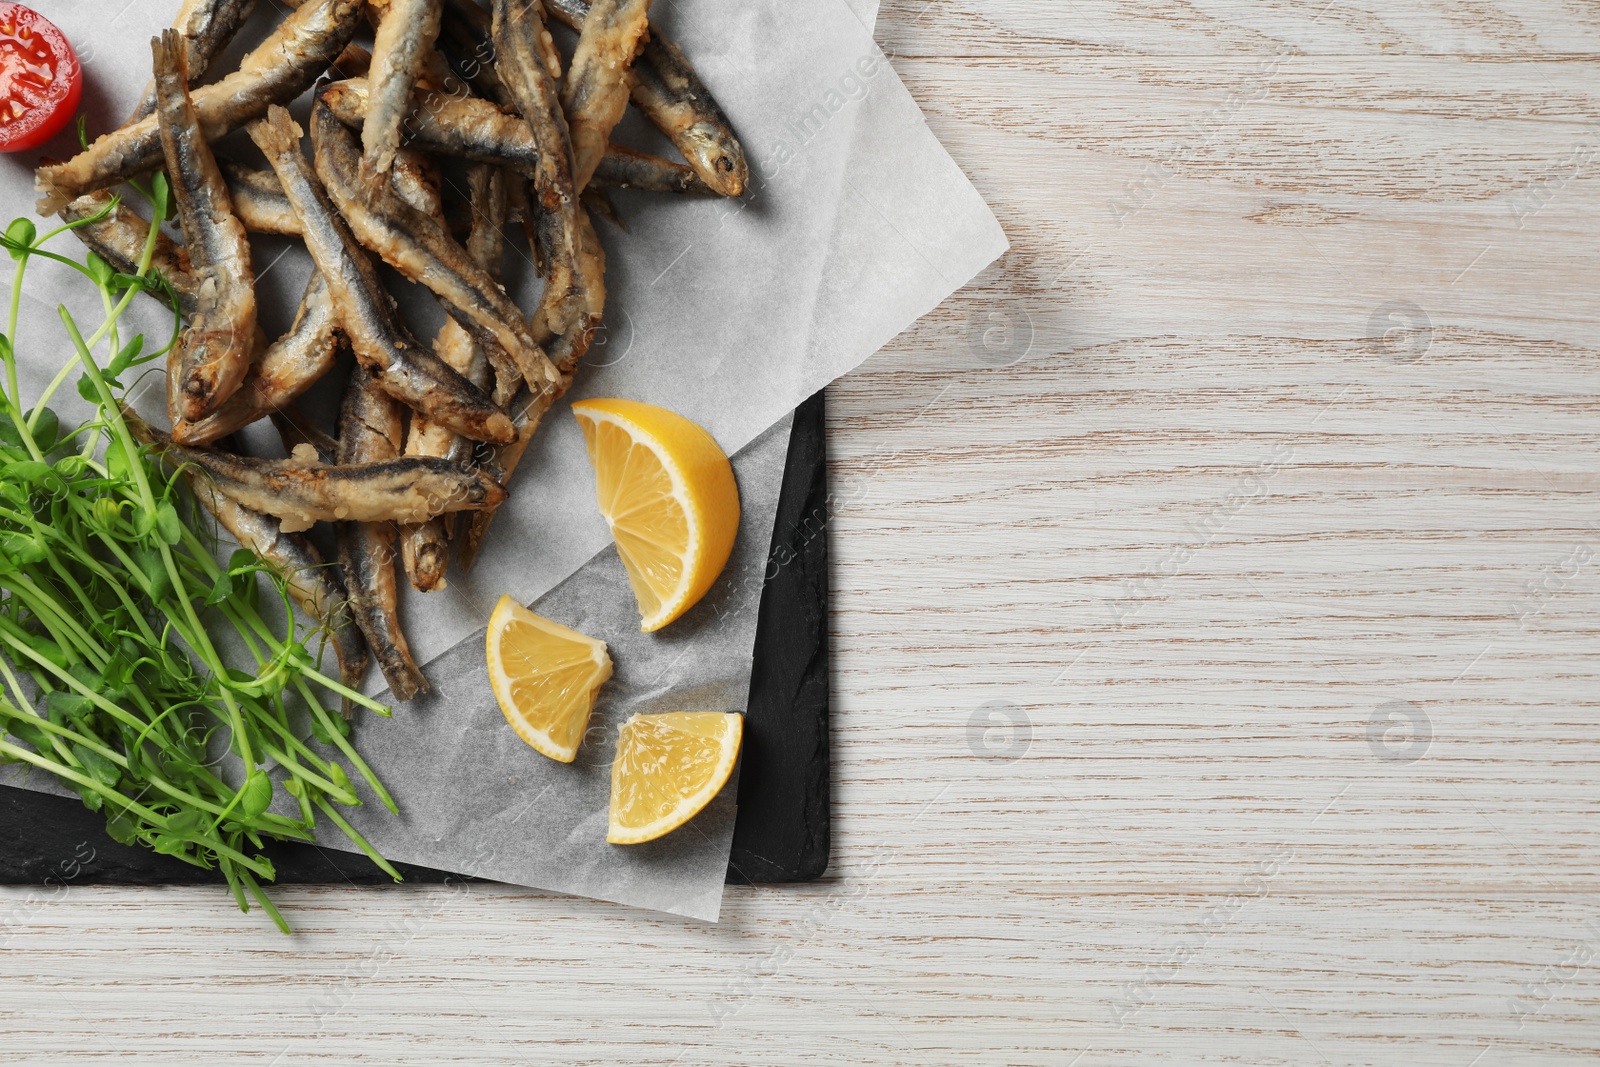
top-left (0, 393), bottom-right (830, 888)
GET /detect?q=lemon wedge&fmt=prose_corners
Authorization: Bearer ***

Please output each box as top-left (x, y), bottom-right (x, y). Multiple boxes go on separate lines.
top-left (486, 594), bottom-right (613, 763)
top-left (571, 398), bottom-right (740, 632)
top-left (607, 712), bottom-right (743, 844)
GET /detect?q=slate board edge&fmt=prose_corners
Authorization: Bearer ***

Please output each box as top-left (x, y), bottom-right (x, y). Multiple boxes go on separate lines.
top-left (0, 394), bottom-right (831, 889)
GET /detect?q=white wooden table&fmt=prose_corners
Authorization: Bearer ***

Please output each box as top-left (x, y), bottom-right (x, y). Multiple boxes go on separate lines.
top-left (4, 2), bottom-right (1599, 1063)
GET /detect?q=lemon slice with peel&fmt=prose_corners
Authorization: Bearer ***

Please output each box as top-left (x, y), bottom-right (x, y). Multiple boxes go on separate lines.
top-left (571, 398), bottom-right (740, 632)
top-left (607, 712), bottom-right (743, 844)
top-left (486, 595), bottom-right (613, 763)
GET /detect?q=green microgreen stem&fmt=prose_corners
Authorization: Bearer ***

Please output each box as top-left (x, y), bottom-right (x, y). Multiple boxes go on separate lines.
top-left (0, 185), bottom-right (399, 934)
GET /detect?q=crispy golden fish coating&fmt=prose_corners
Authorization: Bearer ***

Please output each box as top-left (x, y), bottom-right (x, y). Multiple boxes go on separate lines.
top-left (152, 30), bottom-right (258, 423)
top-left (145, 429), bottom-right (507, 533)
top-left (363, 0), bottom-right (443, 175)
top-left (336, 366), bottom-right (430, 701)
top-left (171, 272), bottom-right (342, 446)
top-left (321, 77), bottom-right (543, 176)
top-left (545, 0), bottom-right (747, 196)
top-left (561, 0), bottom-right (651, 192)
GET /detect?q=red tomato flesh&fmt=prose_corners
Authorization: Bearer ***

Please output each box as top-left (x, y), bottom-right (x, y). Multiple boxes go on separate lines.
top-left (0, 3), bottom-right (82, 153)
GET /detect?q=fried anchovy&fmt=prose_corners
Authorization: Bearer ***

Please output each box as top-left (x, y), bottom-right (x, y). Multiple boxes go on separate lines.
top-left (628, 33), bottom-right (749, 197)
top-left (249, 105), bottom-right (515, 445)
top-left (545, 0), bottom-right (747, 196)
top-left (60, 191), bottom-right (200, 318)
top-left (36, 0), bottom-right (363, 215)
top-left (124, 0), bottom-right (259, 126)
top-left (310, 98), bottom-right (558, 399)
top-left (220, 159), bottom-right (303, 236)
top-left (401, 163), bottom-right (505, 592)
top-left (321, 76), bottom-right (542, 176)
top-left (171, 271), bottom-right (341, 445)
top-left (146, 428), bottom-right (505, 533)
top-left (460, 207), bottom-right (605, 570)
top-left (591, 141), bottom-right (715, 195)
top-left (364, 0), bottom-right (443, 175)
top-left (492, 0), bottom-right (588, 341)
top-left (153, 29), bottom-right (258, 423)
top-left (336, 364), bottom-right (429, 701)
top-left (532, 185), bottom-right (607, 362)
top-left (184, 454), bottom-right (371, 712)
top-left (562, 0), bottom-right (652, 192)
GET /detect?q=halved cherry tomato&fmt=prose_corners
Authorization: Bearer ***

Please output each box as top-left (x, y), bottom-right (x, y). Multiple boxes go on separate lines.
top-left (0, 4), bottom-right (82, 153)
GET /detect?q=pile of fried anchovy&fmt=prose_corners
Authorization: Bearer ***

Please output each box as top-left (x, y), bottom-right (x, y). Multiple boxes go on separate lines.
top-left (34, 0), bottom-right (748, 701)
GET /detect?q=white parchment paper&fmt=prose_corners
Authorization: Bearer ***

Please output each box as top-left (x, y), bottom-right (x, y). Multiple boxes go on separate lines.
top-left (0, 0), bottom-right (1002, 919)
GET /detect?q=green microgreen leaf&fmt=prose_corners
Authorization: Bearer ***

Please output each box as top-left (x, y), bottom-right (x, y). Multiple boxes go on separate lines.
top-left (71, 743), bottom-right (120, 789)
top-left (239, 769), bottom-right (273, 821)
top-left (154, 500), bottom-right (182, 546)
top-left (28, 406), bottom-right (58, 452)
top-left (103, 335), bottom-right (144, 388)
top-left (105, 808), bottom-right (139, 845)
top-left (5, 217), bottom-right (35, 259)
top-left (83, 251), bottom-right (114, 289)
top-left (0, 531), bottom-right (46, 569)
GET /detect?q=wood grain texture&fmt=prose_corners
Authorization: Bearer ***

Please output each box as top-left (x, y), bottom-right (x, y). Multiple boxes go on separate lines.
top-left (3, 1), bottom-right (1599, 1064)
